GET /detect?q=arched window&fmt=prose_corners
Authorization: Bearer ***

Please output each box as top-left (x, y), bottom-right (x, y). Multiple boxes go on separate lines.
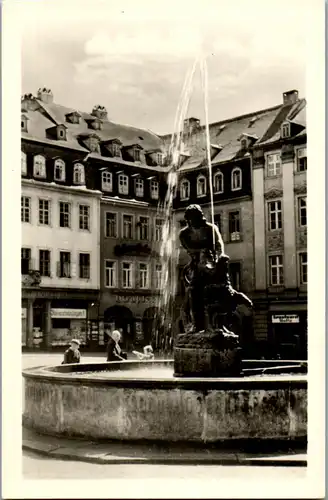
top-left (102, 171), bottom-right (113, 192)
top-left (54, 159), bottom-right (66, 182)
top-left (213, 171), bottom-right (223, 194)
top-left (180, 179), bottom-right (190, 200)
top-left (33, 155), bottom-right (46, 178)
top-left (21, 151), bottom-right (27, 175)
top-left (118, 173), bottom-right (129, 195)
top-left (73, 163), bottom-right (85, 185)
top-left (197, 175), bottom-right (207, 197)
top-left (231, 167), bottom-right (242, 191)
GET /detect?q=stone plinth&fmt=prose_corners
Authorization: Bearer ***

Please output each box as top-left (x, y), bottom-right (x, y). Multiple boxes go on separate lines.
top-left (174, 331), bottom-right (242, 377)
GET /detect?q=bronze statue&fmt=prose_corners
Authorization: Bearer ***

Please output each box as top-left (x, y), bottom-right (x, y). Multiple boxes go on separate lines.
top-left (179, 204), bottom-right (252, 334)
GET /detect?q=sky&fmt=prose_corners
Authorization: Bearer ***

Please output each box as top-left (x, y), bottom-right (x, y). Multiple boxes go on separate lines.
top-left (20, 0), bottom-right (308, 135)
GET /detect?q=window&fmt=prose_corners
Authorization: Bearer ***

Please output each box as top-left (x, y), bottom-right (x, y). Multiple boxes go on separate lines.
top-left (267, 154), bottom-right (281, 177)
top-left (39, 250), bottom-right (51, 277)
top-left (299, 252), bottom-right (307, 285)
top-left (105, 212), bottom-right (117, 238)
top-left (21, 196), bottom-right (31, 223)
top-left (54, 159), bottom-right (66, 182)
top-left (79, 253), bottom-right (90, 279)
top-left (79, 205), bottom-right (90, 231)
top-left (59, 202), bottom-right (71, 228)
top-left (150, 180), bottom-right (159, 200)
top-left (297, 148), bottom-right (307, 172)
top-left (118, 174), bottom-right (129, 195)
top-left (213, 172), bottom-right (223, 193)
top-left (155, 264), bottom-right (163, 289)
top-left (139, 216), bottom-right (149, 240)
top-left (59, 252), bottom-right (71, 278)
top-left (33, 155), bottom-right (46, 178)
top-left (135, 178), bottom-right (144, 197)
top-left (231, 168), bottom-right (242, 191)
top-left (102, 171), bottom-right (113, 192)
top-left (268, 200), bottom-right (282, 231)
top-left (123, 214), bottom-right (133, 239)
top-left (180, 179), bottom-right (190, 200)
top-left (155, 218), bottom-right (164, 241)
top-left (134, 148), bottom-right (141, 162)
top-left (298, 197), bottom-right (307, 227)
top-left (269, 255), bottom-right (284, 286)
top-left (197, 175), bottom-right (207, 197)
top-left (156, 153), bottom-right (163, 165)
top-left (112, 143), bottom-right (121, 157)
top-left (21, 151), bottom-right (27, 175)
top-left (138, 263), bottom-right (149, 289)
top-left (229, 211), bottom-right (241, 241)
top-left (122, 262), bottom-right (133, 288)
top-left (73, 163), bottom-right (85, 185)
top-left (105, 260), bottom-right (117, 288)
top-left (229, 262), bottom-right (241, 291)
top-left (214, 213), bottom-right (221, 233)
top-left (39, 199), bottom-right (50, 225)
top-left (21, 248), bottom-right (31, 275)
top-left (281, 122), bottom-right (290, 138)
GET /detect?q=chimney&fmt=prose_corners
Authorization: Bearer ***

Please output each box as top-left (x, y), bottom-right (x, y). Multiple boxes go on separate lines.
top-left (21, 93), bottom-right (39, 112)
top-left (283, 90), bottom-right (299, 106)
top-left (183, 117), bottom-right (201, 136)
top-left (91, 105), bottom-right (108, 120)
top-left (37, 88), bottom-right (54, 104)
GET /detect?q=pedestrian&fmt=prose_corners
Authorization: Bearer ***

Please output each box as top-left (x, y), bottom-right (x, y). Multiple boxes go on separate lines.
top-left (62, 339), bottom-right (81, 365)
top-left (106, 330), bottom-right (127, 362)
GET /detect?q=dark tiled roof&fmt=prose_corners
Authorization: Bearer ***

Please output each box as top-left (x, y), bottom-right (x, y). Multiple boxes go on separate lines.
top-left (22, 97), bottom-right (165, 159)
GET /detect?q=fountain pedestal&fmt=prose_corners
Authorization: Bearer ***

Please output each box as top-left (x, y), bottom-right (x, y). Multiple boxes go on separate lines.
top-left (174, 330), bottom-right (242, 378)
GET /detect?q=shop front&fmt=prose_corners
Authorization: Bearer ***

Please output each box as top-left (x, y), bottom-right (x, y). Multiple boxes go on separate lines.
top-left (269, 308), bottom-right (307, 359)
top-left (50, 307), bottom-right (87, 347)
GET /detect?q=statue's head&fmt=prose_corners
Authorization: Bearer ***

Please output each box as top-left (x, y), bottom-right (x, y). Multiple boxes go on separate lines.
top-left (184, 204), bottom-right (206, 228)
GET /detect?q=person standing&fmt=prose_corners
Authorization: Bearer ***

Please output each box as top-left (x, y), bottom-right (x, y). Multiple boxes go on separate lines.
top-left (62, 339), bottom-right (81, 364)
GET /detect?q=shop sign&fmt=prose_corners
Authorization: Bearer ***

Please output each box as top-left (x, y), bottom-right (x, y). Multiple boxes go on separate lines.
top-left (22, 308), bottom-right (27, 319)
top-left (51, 308), bottom-right (87, 319)
top-left (272, 314), bottom-right (300, 324)
top-left (115, 295), bottom-right (158, 306)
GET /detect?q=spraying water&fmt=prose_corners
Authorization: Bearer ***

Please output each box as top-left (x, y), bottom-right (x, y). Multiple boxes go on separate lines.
top-left (154, 55), bottom-right (215, 348)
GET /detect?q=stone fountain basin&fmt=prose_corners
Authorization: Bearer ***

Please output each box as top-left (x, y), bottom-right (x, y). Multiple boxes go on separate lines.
top-left (23, 360), bottom-right (307, 444)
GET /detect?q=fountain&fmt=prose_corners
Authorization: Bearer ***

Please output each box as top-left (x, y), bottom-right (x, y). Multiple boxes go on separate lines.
top-left (22, 58), bottom-right (307, 446)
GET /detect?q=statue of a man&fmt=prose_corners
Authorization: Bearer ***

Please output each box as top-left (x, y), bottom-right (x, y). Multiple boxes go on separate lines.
top-left (179, 204), bottom-right (252, 333)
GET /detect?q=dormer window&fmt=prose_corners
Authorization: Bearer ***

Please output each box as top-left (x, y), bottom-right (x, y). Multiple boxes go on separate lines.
top-left (213, 171), bottom-right (224, 194)
top-left (150, 179), bottom-right (159, 200)
top-left (102, 171), bottom-right (113, 192)
top-left (118, 173), bottom-right (129, 195)
top-left (156, 153), bottom-right (164, 166)
top-left (33, 155), bottom-right (46, 178)
top-left (135, 178), bottom-right (144, 197)
top-left (54, 159), bottom-right (66, 182)
top-left (88, 136), bottom-right (100, 153)
top-left (57, 126), bottom-right (67, 140)
top-left (134, 148), bottom-right (141, 162)
top-left (21, 151), bottom-right (27, 175)
top-left (281, 122), bottom-right (290, 138)
top-left (197, 175), bottom-right (207, 197)
top-left (46, 124), bottom-right (67, 141)
top-left (65, 111), bottom-right (81, 124)
top-left (86, 118), bottom-right (102, 131)
top-left (180, 179), bottom-right (190, 200)
top-left (231, 167), bottom-right (242, 191)
top-left (73, 163), bottom-right (85, 185)
top-left (112, 143), bottom-right (121, 157)
top-left (21, 114), bottom-right (28, 132)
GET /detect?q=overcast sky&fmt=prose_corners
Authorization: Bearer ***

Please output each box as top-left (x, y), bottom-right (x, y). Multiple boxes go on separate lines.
top-left (20, 0), bottom-right (308, 135)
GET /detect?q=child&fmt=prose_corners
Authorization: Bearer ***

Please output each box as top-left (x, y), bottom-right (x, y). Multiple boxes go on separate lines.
top-left (132, 345), bottom-right (154, 360)
top-left (62, 339), bottom-right (81, 364)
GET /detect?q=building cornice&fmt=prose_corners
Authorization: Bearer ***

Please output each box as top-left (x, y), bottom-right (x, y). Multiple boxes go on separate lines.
top-left (21, 178), bottom-right (102, 197)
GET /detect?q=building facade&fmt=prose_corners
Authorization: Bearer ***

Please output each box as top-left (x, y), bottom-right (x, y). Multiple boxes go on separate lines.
top-left (252, 90), bottom-right (307, 359)
top-left (164, 89), bottom-right (307, 358)
top-left (21, 88), bottom-right (167, 350)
